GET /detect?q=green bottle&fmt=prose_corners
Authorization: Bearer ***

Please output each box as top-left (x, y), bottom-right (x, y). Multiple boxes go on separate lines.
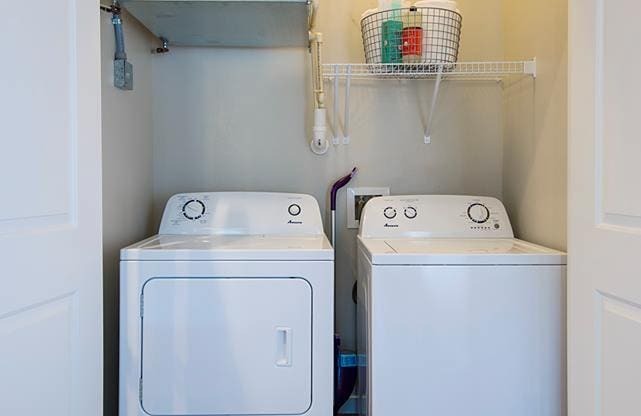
top-left (381, 0), bottom-right (403, 64)
top-left (382, 19), bottom-right (403, 64)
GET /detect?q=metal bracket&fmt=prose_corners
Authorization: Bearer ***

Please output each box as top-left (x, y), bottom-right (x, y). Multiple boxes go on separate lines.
top-left (155, 37), bottom-right (170, 54)
top-left (114, 59), bottom-right (133, 90)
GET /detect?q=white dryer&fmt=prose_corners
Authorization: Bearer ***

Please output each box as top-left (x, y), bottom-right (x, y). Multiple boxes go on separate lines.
top-left (120, 192), bottom-right (333, 416)
top-left (357, 195), bottom-right (566, 416)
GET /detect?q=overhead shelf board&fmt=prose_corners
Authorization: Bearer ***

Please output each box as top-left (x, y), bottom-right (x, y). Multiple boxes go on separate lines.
top-left (120, 0), bottom-right (311, 47)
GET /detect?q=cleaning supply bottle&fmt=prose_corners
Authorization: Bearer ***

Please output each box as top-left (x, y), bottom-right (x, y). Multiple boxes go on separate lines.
top-left (380, 0), bottom-right (403, 64)
top-left (402, 6), bottom-right (423, 64)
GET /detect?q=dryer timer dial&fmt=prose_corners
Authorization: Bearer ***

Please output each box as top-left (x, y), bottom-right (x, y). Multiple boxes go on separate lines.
top-left (182, 199), bottom-right (206, 220)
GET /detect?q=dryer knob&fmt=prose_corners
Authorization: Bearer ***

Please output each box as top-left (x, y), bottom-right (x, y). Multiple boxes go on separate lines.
top-left (182, 199), bottom-right (206, 220)
top-left (288, 204), bottom-right (302, 216)
top-left (384, 207), bottom-right (397, 219)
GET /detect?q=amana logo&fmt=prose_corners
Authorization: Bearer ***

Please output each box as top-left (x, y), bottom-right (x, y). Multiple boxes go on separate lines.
top-left (288, 220), bottom-right (303, 225)
top-left (384, 223), bottom-right (399, 228)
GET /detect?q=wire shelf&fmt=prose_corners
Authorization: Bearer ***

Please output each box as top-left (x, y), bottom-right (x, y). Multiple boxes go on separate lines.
top-left (322, 60), bottom-right (537, 80)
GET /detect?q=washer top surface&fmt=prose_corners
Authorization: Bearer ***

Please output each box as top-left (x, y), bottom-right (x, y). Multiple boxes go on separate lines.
top-left (358, 195), bottom-right (566, 265)
top-left (122, 192), bottom-right (333, 261)
top-left (359, 237), bottom-right (565, 265)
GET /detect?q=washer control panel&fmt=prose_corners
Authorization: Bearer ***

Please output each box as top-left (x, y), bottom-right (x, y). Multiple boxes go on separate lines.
top-left (159, 192), bottom-right (324, 236)
top-left (359, 195), bottom-right (514, 238)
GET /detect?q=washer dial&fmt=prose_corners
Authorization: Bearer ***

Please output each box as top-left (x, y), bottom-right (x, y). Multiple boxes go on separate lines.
top-left (467, 203), bottom-right (490, 224)
top-left (404, 207), bottom-right (418, 219)
top-left (182, 199), bottom-right (206, 220)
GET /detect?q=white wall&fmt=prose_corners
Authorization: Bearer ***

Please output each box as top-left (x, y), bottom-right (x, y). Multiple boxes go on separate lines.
top-left (101, 10), bottom-right (155, 416)
top-left (502, 0), bottom-right (568, 250)
top-left (151, 0), bottom-right (505, 350)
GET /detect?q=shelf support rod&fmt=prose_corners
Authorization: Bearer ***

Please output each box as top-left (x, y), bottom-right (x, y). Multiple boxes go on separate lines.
top-left (332, 65), bottom-right (340, 145)
top-left (424, 65), bottom-right (444, 144)
top-left (343, 65), bottom-right (352, 144)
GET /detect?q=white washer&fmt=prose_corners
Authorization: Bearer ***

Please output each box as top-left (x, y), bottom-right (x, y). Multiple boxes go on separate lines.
top-left (357, 195), bottom-right (566, 416)
top-left (120, 192), bottom-right (333, 416)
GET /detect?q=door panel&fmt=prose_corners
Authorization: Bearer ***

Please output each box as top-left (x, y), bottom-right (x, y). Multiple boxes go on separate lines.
top-left (0, 1), bottom-right (102, 415)
top-left (0, 295), bottom-right (75, 414)
top-left (0, 0), bottom-right (76, 231)
top-left (601, 0), bottom-right (641, 224)
top-left (598, 294), bottom-right (641, 415)
top-left (569, 0), bottom-right (641, 415)
top-left (141, 278), bottom-right (312, 416)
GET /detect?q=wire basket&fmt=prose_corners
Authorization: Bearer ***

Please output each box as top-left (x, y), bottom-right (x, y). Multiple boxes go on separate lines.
top-left (361, 7), bottom-right (462, 68)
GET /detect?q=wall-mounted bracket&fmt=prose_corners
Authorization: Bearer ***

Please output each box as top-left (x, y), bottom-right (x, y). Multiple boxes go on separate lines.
top-left (114, 59), bottom-right (133, 90)
top-left (155, 37), bottom-right (170, 54)
top-left (343, 65), bottom-right (352, 145)
top-left (329, 64), bottom-right (353, 146)
top-left (424, 65), bottom-right (444, 144)
top-left (524, 58), bottom-right (537, 78)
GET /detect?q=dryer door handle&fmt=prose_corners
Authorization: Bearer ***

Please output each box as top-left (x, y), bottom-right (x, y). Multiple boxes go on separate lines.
top-left (275, 327), bottom-right (293, 367)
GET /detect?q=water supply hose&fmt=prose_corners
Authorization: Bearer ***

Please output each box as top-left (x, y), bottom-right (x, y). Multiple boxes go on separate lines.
top-left (111, 2), bottom-right (127, 61)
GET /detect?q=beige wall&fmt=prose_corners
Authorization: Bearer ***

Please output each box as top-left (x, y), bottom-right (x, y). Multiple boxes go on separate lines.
top-left (101, 10), bottom-right (155, 416)
top-left (151, 0), bottom-right (506, 351)
top-left (502, 0), bottom-right (568, 250)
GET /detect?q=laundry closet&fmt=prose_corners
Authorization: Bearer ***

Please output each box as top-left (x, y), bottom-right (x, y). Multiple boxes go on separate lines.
top-left (100, 1), bottom-right (567, 415)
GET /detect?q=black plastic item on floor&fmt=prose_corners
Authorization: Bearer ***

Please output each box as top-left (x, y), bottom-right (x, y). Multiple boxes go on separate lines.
top-left (334, 335), bottom-right (357, 415)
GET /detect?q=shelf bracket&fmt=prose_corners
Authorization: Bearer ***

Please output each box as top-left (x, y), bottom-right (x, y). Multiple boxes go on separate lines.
top-left (343, 65), bottom-right (352, 144)
top-left (332, 65), bottom-right (340, 145)
top-left (424, 65), bottom-right (444, 144)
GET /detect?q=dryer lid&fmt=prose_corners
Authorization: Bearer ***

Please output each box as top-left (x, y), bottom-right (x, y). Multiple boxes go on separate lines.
top-left (359, 237), bottom-right (566, 265)
top-left (122, 234), bottom-right (333, 261)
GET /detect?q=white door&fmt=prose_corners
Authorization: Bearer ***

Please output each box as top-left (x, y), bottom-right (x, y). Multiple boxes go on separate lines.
top-left (141, 278), bottom-right (313, 416)
top-left (569, 1), bottom-right (641, 415)
top-left (0, 1), bottom-right (102, 416)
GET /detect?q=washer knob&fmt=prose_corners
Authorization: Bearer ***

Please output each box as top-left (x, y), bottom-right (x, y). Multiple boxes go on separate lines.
top-left (288, 204), bottom-right (301, 216)
top-left (404, 207), bottom-right (418, 219)
top-left (467, 203), bottom-right (490, 224)
top-left (384, 207), bottom-right (397, 219)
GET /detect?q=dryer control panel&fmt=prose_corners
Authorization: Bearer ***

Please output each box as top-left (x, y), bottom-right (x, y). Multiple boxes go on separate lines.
top-left (159, 192), bottom-right (324, 236)
top-left (359, 195), bottom-right (514, 239)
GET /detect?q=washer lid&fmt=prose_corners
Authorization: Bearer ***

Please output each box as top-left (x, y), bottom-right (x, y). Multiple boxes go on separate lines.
top-left (359, 237), bottom-right (566, 265)
top-left (121, 234), bottom-right (333, 261)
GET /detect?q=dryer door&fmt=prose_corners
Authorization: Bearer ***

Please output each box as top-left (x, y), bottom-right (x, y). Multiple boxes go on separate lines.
top-left (140, 277), bottom-right (312, 415)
